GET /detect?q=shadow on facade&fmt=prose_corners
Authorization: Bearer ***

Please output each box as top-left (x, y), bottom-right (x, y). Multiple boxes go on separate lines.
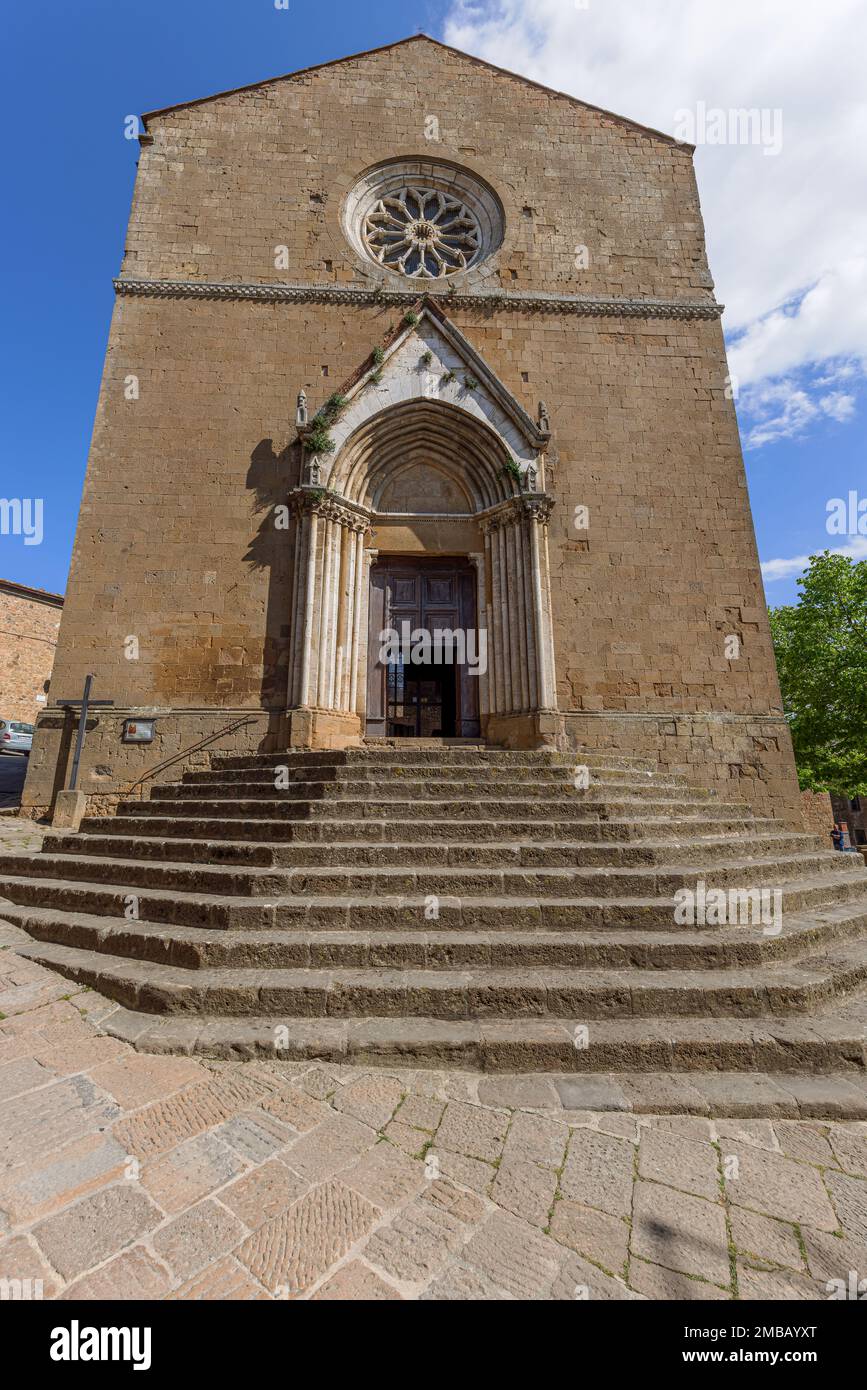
top-left (244, 437), bottom-right (301, 752)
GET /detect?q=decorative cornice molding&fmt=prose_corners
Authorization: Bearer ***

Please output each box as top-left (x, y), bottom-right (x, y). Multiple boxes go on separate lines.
top-left (114, 277), bottom-right (723, 321)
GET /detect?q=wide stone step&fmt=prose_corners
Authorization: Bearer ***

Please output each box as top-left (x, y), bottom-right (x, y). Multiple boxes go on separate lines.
top-left (11, 937), bottom-right (867, 1018)
top-left (10, 901), bottom-right (867, 972)
top-left (4, 849), bottom-right (859, 900)
top-left (180, 763), bottom-right (673, 788)
top-left (126, 794), bottom-right (754, 820)
top-left (47, 830), bottom-right (824, 871)
top-left (211, 748), bottom-right (658, 772)
top-left (151, 776), bottom-right (708, 802)
top-left (80, 813), bottom-right (776, 846)
top-left (2, 869), bottom-right (866, 931)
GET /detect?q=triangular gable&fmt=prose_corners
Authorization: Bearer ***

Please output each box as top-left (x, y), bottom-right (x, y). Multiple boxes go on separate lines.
top-left (299, 296), bottom-right (549, 472)
top-left (141, 34), bottom-right (688, 149)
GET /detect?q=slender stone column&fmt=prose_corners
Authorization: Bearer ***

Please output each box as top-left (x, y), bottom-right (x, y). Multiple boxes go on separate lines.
top-left (483, 529), bottom-right (500, 714)
top-left (298, 509), bottom-right (318, 707)
top-left (468, 551), bottom-right (489, 718)
top-left (527, 504), bottom-right (555, 709)
top-left (519, 518), bottom-right (539, 710)
top-left (348, 529), bottom-right (365, 713)
top-left (316, 518), bottom-right (334, 707)
top-left (510, 519), bottom-right (530, 712)
top-left (356, 547), bottom-right (378, 721)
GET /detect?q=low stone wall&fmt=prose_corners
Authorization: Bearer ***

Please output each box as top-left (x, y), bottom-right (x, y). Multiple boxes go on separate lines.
top-left (20, 707), bottom-right (278, 819)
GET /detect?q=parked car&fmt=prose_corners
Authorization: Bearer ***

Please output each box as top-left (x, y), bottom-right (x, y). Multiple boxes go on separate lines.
top-left (0, 719), bottom-right (33, 754)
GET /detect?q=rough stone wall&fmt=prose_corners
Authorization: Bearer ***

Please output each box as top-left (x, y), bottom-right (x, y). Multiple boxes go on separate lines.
top-left (23, 37), bottom-right (798, 821)
top-left (0, 586), bottom-right (62, 722)
top-left (801, 789), bottom-right (834, 840)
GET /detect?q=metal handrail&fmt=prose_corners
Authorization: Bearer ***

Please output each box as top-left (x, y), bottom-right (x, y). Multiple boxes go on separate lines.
top-left (123, 715), bottom-right (259, 798)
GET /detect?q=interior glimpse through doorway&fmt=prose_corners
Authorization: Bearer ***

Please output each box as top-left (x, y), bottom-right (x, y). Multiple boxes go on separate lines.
top-left (366, 556), bottom-right (480, 739)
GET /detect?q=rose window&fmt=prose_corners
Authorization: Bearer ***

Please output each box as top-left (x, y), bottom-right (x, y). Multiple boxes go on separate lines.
top-left (343, 160), bottom-right (504, 282)
top-left (362, 187), bottom-right (482, 279)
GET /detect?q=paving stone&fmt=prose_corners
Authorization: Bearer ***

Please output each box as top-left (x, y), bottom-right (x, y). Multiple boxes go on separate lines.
top-left (113, 1074), bottom-right (273, 1159)
top-left (299, 1067), bottom-right (341, 1099)
top-left (0, 1057), bottom-right (53, 1101)
top-left (213, 1109), bottom-right (295, 1164)
top-left (559, 1128), bottom-right (635, 1218)
top-left (382, 1119), bottom-right (427, 1156)
top-left (237, 1180), bottom-right (378, 1295)
top-left (773, 1120), bottom-right (835, 1167)
top-left (552, 1251), bottom-right (643, 1300)
top-left (219, 1160), bottom-right (308, 1228)
top-left (491, 1159), bottom-right (557, 1227)
top-left (90, 1053), bottom-right (207, 1109)
top-left (554, 1076), bottom-right (631, 1111)
top-left (364, 1180), bottom-right (482, 1285)
top-left (596, 1113), bottom-right (641, 1141)
top-left (331, 1073), bottom-right (404, 1129)
top-left (0, 1075), bottom-right (120, 1166)
top-left (501, 1110), bottom-right (568, 1170)
top-left (141, 1132), bottom-right (247, 1214)
top-left (0, 1132), bottom-right (128, 1224)
top-left (631, 1181), bottom-right (729, 1285)
top-left (825, 1169), bottom-right (867, 1242)
top-left (725, 1145), bottom-right (839, 1231)
top-left (422, 1260), bottom-right (512, 1300)
top-left (549, 1200), bottom-right (630, 1274)
top-left (628, 1258), bottom-right (730, 1300)
top-left (153, 1199), bottom-right (247, 1282)
top-left (340, 1141), bottom-right (426, 1209)
top-left (801, 1227), bottom-right (867, 1289)
top-left (260, 1086), bottom-right (331, 1132)
top-left (61, 1246), bottom-right (171, 1300)
top-left (282, 1113), bottom-right (376, 1183)
top-left (729, 1208), bottom-right (804, 1271)
top-left (170, 1255), bottom-right (269, 1300)
top-left (828, 1126), bottom-right (867, 1177)
top-left (638, 1129), bottom-right (720, 1201)
top-left (0, 1234), bottom-right (59, 1298)
top-left (31, 1035), bottom-right (127, 1075)
top-left (436, 1147), bottom-right (495, 1194)
top-left (736, 1262), bottom-right (819, 1300)
top-left (437, 1100), bottom-right (509, 1162)
top-left (460, 1211), bottom-right (561, 1299)
top-left (312, 1260), bottom-right (403, 1300)
top-left (32, 1184), bottom-right (162, 1281)
top-left (394, 1093), bottom-right (445, 1131)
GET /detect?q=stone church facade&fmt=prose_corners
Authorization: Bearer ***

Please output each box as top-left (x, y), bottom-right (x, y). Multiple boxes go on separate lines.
top-left (23, 35), bottom-right (802, 823)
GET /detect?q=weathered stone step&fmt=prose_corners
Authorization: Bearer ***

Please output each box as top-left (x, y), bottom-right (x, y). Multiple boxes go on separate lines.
top-left (2, 869), bottom-right (866, 932)
top-left (125, 794), bottom-right (754, 821)
top-left (180, 763), bottom-right (673, 788)
top-left (23, 971), bottom-right (867, 1075)
top-left (5, 848), bottom-right (859, 900)
top-left (10, 902), bottom-right (867, 972)
top-left (48, 830), bottom-right (824, 872)
top-left (151, 776), bottom-right (710, 802)
top-left (11, 937), bottom-right (867, 1018)
top-left (81, 813), bottom-right (775, 846)
top-left (211, 748), bottom-right (658, 772)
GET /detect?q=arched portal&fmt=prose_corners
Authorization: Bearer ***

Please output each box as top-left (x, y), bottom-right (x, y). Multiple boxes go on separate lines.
top-left (284, 341), bottom-right (559, 750)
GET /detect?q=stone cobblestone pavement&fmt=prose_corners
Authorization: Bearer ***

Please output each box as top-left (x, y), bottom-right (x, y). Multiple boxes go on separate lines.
top-left (2, 915), bottom-right (867, 1301)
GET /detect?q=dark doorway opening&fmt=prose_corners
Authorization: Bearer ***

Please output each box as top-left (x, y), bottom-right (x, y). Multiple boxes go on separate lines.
top-left (386, 658), bottom-right (458, 738)
top-left (366, 556), bottom-right (480, 738)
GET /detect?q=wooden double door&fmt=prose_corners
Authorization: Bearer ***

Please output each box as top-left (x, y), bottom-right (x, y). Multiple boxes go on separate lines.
top-left (366, 557), bottom-right (481, 738)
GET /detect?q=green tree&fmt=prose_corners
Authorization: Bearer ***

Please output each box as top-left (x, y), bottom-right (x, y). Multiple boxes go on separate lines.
top-left (768, 551), bottom-right (867, 792)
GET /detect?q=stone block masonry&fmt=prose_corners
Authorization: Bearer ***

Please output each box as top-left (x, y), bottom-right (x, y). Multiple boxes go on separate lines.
top-left (0, 580), bottom-right (63, 723)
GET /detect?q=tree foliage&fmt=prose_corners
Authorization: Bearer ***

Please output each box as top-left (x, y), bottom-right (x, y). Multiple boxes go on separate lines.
top-left (768, 551), bottom-right (867, 792)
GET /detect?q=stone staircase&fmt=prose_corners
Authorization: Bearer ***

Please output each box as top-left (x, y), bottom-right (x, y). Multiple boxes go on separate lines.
top-left (3, 747), bottom-right (867, 1090)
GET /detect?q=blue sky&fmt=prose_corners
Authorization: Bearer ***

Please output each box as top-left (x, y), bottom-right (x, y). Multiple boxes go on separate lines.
top-left (1, 0), bottom-right (863, 605)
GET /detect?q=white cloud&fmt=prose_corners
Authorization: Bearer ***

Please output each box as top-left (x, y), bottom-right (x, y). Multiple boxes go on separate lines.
top-left (443, 0), bottom-right (867, 438)
top-left (762, 536), bottom-right (867, 583)
top-left (738, 379), bottom-right (856, 448)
